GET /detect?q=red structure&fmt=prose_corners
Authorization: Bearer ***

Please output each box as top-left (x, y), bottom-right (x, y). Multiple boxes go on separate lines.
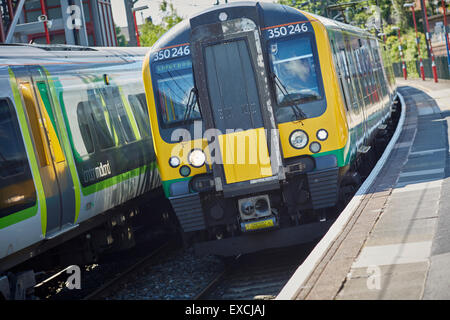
top-left (442, 0), bottom-right (450, 72)
top-left (421, 0), bottom-right (439, 82)
top-left (132, 9), bottom-right (140, 47)
top-left (23, 0), bottom-right (96, 45)
top-left (393, 26), bottom-right (408, 80)
top-left (1, 0), bottom-right (117, 46)
top-left (406, 2), bottom-right (426, 80)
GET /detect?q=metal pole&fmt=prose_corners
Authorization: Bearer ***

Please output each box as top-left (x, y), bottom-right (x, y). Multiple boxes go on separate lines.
top-left (132, 10), bottom-right (140, 46)
top-left (409, 5), bottom-right (426, 80)
top-left (393, 27), bottom-right (408, 80)
top-left (0, 9), bottom-right (5, 43)
top-left (422, 0), bottom-right (439, 82)
top-left (124, 0), bottom-right (137, 46)
top-left (421, 0), bottom-right (432, 58)
top-left (7, 0), bottom-right (14, 21)
top-left (39, 0), bottom-right (51, 44)
top-left (441, 0), bottom-right (450, 74)
top-left (131, 5), bottom-right (148, 47)
top-left (5, 0), bottom-right (25, 43)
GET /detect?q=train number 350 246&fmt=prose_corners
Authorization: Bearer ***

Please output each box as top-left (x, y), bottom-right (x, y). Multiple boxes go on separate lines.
top-left (153, 45), bottom-right (190, 62)
top-left (267, 23), bottom-right (308, 39)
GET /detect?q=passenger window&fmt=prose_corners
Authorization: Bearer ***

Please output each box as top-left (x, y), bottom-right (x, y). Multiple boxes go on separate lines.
top-left (87, 90), bottom-right (115, 150)
top-left (0, 99), bottom-right (37, 218)
top-left (0, 99), bottom-right (27, 177)
top-left (128, 93), bottom-right (150, 138)
top-left (76, 102), bottom-right (95, 154)
top-left (100, 86), bottom-right (136, 144)
top-left (20, 82), bottom-right (50, 167)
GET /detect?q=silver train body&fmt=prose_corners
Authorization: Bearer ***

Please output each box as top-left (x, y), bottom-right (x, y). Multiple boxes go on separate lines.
top-left (0, 45), bottom-right (160, 299)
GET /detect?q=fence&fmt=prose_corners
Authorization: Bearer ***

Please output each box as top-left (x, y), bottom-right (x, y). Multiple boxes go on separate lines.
top-left (393, 55), bottom-right (450, 80)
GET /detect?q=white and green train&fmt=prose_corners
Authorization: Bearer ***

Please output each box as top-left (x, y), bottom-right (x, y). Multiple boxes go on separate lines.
top-left (0, 45), bottom-right (161, 299)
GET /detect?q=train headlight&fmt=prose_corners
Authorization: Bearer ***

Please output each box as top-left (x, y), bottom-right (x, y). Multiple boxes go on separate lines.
top-left (179, 165), bottom-right (191, 177)
top-left (317, 129), bottom-right (328, 141)
top-left (169, 156), bottom-right (180, 168)
top-left (310, 142), bottom-right (321, 153)
top-left (188, 149), bottom-right (206, 168)
top-left (289, 130), bottom-right (308, 149)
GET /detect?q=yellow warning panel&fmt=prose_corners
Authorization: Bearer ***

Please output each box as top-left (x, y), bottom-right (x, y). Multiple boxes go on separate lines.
top-left (244, 218), bottom-right (275, 231)
top-left (218, 127), bottom-right (272, 184)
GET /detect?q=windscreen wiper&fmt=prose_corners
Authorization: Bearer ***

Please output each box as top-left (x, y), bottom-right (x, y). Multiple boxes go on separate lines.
top-left (271, 73), bottom-right (307, 121)
top-left (182, 87), bottom-right (198, 123)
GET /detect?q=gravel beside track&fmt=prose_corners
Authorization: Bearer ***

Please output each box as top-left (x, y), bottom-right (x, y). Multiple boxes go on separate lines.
top-left (107, 248), bottom-right (224, 300)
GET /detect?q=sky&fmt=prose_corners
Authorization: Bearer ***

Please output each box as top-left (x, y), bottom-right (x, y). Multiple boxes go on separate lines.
top-left (110, 0), bottom-right (277, 28)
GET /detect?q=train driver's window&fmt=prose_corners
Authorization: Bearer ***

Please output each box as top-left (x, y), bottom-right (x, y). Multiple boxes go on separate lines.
top-left (0, 98), bottom-right (37, 218)
top-left (154, 58), bottom-right (201, 127)
top-left (268, 34), bottom-right (325, 122)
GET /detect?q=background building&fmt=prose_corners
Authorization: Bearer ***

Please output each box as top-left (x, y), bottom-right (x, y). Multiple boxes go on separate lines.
top-left (0, 0), bottom-right (117, 46)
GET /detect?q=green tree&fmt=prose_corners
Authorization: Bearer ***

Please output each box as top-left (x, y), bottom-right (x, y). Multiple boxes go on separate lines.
top-left (140, 0), bottom-right (183, 47)
top-left (277, 0), bottom-right (429, 72)
top-left (385, 26), bottom-right (427, 62)
top-left (115, 24), bottom-right (128, 47)
top-left (278, 0), bottom-right (410, 31)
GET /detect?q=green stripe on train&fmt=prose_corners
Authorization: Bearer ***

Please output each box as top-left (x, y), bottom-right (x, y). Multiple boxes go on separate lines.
top-left (311, 145), bottom-right (348, 167)
top-left (161, 146), bottom-right (349, 199)
top-left (49, 74), bottom-right (159, 198)
top-left (81, 162), bottom-right (157, 196)
top-left (161, 176), bottom-right (192, 198)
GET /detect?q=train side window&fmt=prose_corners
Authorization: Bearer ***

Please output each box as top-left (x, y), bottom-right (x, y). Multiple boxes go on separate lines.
top-left (330, 38), bottom-right (350, 113)
top-left (100, 87), bottom-right (136, 144)
top-left (76, 102), bottom-right (95, 154)
top-left (87, 91), bottom-right (115, 150)
top-left (0, 98), bottom-right (37, 218)
top-left (111, 86), bottom-right (136, 143)
top-left (20, 82), bottom-right (51, 167)
top-left (128, 93), bottom-right (150, 138)
top-left (0, 99), bottom-right (27, 177)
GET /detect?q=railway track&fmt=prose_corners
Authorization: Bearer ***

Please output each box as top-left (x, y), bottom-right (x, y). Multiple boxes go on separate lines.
top-left (84, 240), bottom-right (178, 300)
top-left (195, 243), bottom-right (316, 300)
top-left (32, 237), bottom-right (179, 300)
top-left (193, 120), bottom-right (398, 301)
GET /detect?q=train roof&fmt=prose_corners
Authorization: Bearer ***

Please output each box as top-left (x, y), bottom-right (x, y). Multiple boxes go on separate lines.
top-left (0, 44), bottom-right (149, 67)
top-left (151, 1), bottom-right (375, 52)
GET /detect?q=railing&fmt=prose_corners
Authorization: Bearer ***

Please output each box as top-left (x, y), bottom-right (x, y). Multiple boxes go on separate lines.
top-left (393, 56), bottom-right (450, 80)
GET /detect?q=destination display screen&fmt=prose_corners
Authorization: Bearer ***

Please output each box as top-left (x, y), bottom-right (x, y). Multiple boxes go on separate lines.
top-left (155, 59), bottom-right (192, 74)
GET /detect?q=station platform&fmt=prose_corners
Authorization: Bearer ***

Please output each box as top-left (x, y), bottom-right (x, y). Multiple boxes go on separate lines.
top-left (277, 79), bottom-right (450, 300)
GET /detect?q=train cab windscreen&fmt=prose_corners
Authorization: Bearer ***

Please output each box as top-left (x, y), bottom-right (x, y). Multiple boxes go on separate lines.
top-left (268, 35), bottom-right (326, 123)
top-left (153, 58), bottom-right (201, 128)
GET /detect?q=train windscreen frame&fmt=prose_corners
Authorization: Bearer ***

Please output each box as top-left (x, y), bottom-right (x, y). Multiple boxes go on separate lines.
top-left (152, 57), bottom-right (202, 143)
top-left (267, 33), bottom-right (326, 123)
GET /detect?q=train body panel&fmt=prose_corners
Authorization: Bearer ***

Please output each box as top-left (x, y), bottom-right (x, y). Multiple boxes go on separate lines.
top-left (0, 46), bottom-right (161, 272)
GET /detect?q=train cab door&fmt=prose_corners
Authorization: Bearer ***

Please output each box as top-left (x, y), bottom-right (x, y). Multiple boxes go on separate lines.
top-left (190, 17), bottom-right (284, 196)
top-left (14, 67), bottom-right (77, 238)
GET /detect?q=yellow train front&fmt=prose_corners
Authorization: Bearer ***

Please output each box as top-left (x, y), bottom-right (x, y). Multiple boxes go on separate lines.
top-left (143, 2), bottom-right (396, 255)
